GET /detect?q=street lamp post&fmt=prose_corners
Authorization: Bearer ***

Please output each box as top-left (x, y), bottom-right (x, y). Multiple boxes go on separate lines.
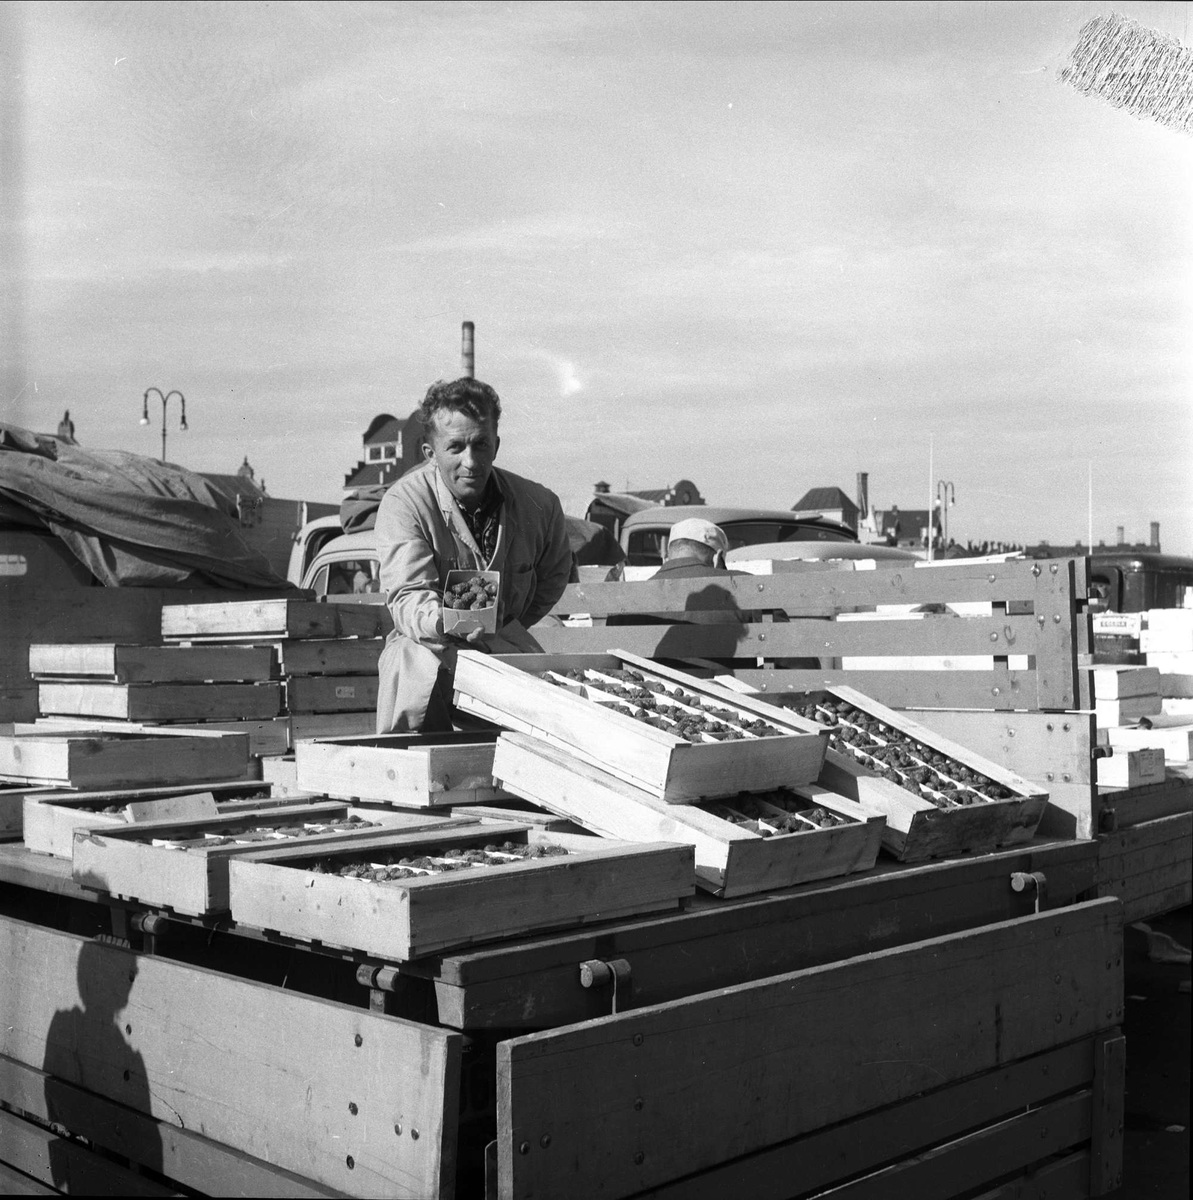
top-left (141, 388), bottom-right (187, 463)
top-left (936, 480), bottom-right (956, 549)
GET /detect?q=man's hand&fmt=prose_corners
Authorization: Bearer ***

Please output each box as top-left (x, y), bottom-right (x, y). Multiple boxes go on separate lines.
top-left (447, 625), bottom-right (487, 647)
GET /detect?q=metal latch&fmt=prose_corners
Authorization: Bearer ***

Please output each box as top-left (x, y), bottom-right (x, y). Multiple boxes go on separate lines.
top-left (1010, 870), bottom-right (1048, 913)
top-left (579, 958), bottom-right (632, 1014)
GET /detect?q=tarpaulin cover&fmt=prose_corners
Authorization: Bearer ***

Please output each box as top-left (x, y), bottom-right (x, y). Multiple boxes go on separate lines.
top-left (0, 424), bottom-right (292, 589)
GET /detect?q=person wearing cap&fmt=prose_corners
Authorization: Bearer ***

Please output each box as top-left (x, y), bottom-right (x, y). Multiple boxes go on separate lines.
top-left (374, 377), bottom-right (572, 733)
top-left (654, 518), bottom-right (733, 579)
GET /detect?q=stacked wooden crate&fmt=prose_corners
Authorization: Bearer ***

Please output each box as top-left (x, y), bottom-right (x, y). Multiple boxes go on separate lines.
top-left (29, 599), bottom-right (387, 762)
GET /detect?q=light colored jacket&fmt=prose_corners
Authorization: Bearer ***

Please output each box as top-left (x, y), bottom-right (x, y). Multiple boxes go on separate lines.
top-left (374, 460), bottom-right (572, 731)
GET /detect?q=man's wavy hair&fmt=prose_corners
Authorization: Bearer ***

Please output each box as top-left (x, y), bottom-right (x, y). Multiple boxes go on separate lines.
top-left (418, 378), bottom-right (502, 442)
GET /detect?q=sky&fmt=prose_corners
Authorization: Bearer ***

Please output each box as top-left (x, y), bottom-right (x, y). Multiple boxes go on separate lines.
top-left (1, 0), bottom-right (1190, 552)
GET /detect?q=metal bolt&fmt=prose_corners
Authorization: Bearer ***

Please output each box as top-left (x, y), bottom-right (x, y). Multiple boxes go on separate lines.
top-left (988, 573), bottom-right (996, 583)
top-left (989, 632), bottom-right (999, 643)
top-left (1054, 925), bottom-right (1062, 935)
top-left (1008, 728), bottom-right (1016, 737)
top-left (354, 1034), bottom-right (363, 1047)
top-left (1046, 772), bottom-right (1054, 781)
top-left (395, 1124), bottom-right (402, 1136)
top-left (758, 632), bottom-right (765, 642)
top-left (346, 1156), bottom-right (355, 1170)
top-left (1054, 975), bottom-right (1061, 984)
top-left (1031, 564), bottom-right (1041, 576)
top-left (1062, 723), bottom-right (1070, 732)
top-left (349, 1102), bottom-right (358, 1116)
top-left (1046, 723), bottom-right (1054, 731)
top-left (757, 583), bottom-right (764, 592)
top-left (411, 1129), bottom-right (420, 1141)
top-left (1062, 773), bottom-right (1071, 783)
top-left (1050, 563), bottom-right (1058, 574)
top-left (123, 1069), bottom-right (131, 1081)
top-left (1053, 613), bottom-right (1061, 623)
top-left (1036, 615), bottom-right (1045, 626)
top-left (1054, 1013), bottom-right (1062, 1023)
top-left (1040, 1128), bottom-right (1048, 1139)
top-left (128, 972), bottom-right (135, 983)
top-left (125, 1024), bottom-right (131, 1034)
top-left (540, 1135), bottom-right (551, 1149)
top-left (632, 1033), bottom-right (643, 1047)
top-left (992, 687), bottom-right (1001, 696)
top-left (519, 1142), bottom-right (530, 1156)
top-left (1106, 961), bottom-right (1112, 970)
top-left (1106, 1010), bottom-right (1113, 1020)
top-left (634, 1152), bottom-right (645, 1166)
top-left (634, 1097), bottom-right (644, 1111)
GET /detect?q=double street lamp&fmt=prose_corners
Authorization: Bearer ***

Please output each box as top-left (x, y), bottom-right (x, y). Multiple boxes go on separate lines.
top-left (141, 388), bottom-right (187, 463)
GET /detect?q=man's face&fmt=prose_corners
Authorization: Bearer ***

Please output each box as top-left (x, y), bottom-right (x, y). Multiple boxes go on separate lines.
top-left (425, 409), bottom-right (500, 505)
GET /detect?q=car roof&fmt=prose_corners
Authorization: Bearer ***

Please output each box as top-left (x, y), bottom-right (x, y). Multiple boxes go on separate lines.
top-left (306, 530), bottom-right (378, 556)
top-left (726, 541), bottom-right (918, 563)
top-left (621, 505), bottom-right (851, 531)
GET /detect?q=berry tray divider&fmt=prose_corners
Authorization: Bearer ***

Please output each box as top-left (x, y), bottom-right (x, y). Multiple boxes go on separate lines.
top-left (801, 685), bottom-right (1051, 862)
top-left (492, 732), bottom-right (886, 899)
top-left (226, 822), bottom-right (694, 960)
top-left (70, 802), bottom-right (468, 915)
top-left (455, 650), bottom-right (827, 802)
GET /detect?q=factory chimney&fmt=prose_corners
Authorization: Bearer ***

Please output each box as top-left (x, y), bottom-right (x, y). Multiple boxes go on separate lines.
top-left (856, 472), bottom-right (869, 521)
top-left (1115, 525), bottom-right (1125, 546)
top-left (461, 321), bottom-right (475, 378)
top-left (1150, 522), bottom-right (1160, 549)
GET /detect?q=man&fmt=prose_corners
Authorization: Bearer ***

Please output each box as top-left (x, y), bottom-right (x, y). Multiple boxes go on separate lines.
top-left (653, 518), bottom-right (732, 578)
top-left (374, 377), bottom-right (572, 732)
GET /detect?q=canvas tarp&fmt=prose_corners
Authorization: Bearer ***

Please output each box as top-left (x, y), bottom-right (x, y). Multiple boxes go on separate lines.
top-left (0, 424), bottom-right (292, 589)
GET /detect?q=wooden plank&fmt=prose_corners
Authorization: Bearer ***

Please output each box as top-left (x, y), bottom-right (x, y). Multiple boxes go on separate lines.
top-left (733, 667), bottom-right (1038, 710)
top-left (162, 598), bottom-right (387, 641)
top-left (291, 712), bottom-right (379, 743)
top-left (228, 824), bottom-right (693, 960)
top-left (1093, 666), bottom-right (1161, 700)
top-left (492, 732), bottom-right (884, 897)
top-left (1090, 1032), bottom-right (1125, 1195)
top-left (286, 675), bottom-right (380, 714)
top-left (496, 899), bottom-right (1122, 1198)
top-left (633, 1040), bottom-right (1095, 1200)
top-left (533, 613), bottom-right (1044, 659)
top-left (276, 638), bottom-right (384, 677)
top-left (28, 643), bottom-right (275, 683)
top-left (0, 1106), bottom-right (176, 1196)
top-left (967, 1152), bottom-right (1090, 1200)
top-left (0, 1158), bottom-right (57, 1195)
top-left (1101, 772), bottom-right (1193, 828)
top-left (0, 916), bottom-right (461, 1198)
top-left (1096, 748), bottom-right (1166, 790)
top-left (453, 651), bottom-right (826, 803)
top-left (0, 729), bottom-right (251, 789)
top-left (295, 734), bottom-right (508, 807)
top-left (0, 781), bottom-right (50, 840)
top-left (1105, 724), bottom-right (1193, 763)
top-left (38, 681), bottom-right (283, 722)
top-left (171, 717), bottom-right (292, 757)
top-left (0, 1052), bottom-right (343, 1198)
top-left (549, 558), bottom-right (1076, 618)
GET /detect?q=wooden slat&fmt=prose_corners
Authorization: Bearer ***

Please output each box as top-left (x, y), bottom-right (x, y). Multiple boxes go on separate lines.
top-left (28, 643), bottom-right (275, 683)
top-left (0, 1106), bottom-right (177, 1196)
top-left (732, 667), bottom-right (1036, 710)
top-left (0, 916), bottom-right (461, 1198)
top-left (533, 613), bottom-right (1042, 659)
top-left (633, 1040), bottom-right (1095, 1200)
top-left (276, 638), bottom-right (384, 677)
top-left (1090, 1032), bottom-right (1126, 1195)
top-left (161, 599), bottom-right (387, 641)
top-left (286, 675), bottom-right (380, 714)
top-left (38, 681), bottom-right (283, 722)
top-left (497, 899), bottom-right (1122, 1198)
top-left (0, 1051), bottom-right (343, 1198)
top-left (967, 1150), bottom-right (1090, 1200)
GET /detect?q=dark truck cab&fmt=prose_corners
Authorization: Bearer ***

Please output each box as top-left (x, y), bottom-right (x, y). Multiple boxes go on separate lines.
top-left (1085, 552), bottom-right (1193, 614)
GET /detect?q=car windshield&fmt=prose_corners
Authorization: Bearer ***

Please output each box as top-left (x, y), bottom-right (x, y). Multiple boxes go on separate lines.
top-left (721, 520), bottom-right (853, 548)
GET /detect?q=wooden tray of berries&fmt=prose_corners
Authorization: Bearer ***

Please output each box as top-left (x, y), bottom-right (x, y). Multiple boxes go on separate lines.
top-left (227, 822), bottom-right (694, 960)
top-left (790, 686), bottom-right (1049, 862)
top-left (493, 732), bottom-right (885, 898)
top-left (294, 731), bottom-right (513, 808)
top-left (71, 802), bottom-right (464, 915)
top-left (22, 780), bottom-right (293, 859)
top-left (452, 650), bottom-right (827, 802)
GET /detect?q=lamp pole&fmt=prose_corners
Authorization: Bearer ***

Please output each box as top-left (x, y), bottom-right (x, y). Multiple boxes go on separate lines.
top-left (936, 480), bottom-right (956, 548)
top-left (141, 388), bottom-right (187, 463)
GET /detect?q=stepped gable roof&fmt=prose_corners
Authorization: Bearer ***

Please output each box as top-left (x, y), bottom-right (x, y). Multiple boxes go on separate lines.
top-left (363, 413), bottom-right (406, 444)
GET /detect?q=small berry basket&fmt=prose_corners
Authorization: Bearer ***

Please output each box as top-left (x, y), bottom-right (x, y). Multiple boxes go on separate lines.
top-left (442, 570), bottom-right (500, 636)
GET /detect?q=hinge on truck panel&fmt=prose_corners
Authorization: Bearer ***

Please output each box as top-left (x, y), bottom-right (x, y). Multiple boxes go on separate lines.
top-left (579, 957), bottom-right (632, 1014)
top-left (1010, 870), bottom-right (1048, 913)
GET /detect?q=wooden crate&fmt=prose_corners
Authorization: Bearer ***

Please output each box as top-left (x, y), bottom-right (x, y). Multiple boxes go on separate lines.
top-left (71, 803), bottom-right (458, 914)
top-left (1096, 748), bottom-right (1166, 790)
top-left (286, 674), bottom-right (379, 714)
top-left (295, 732), bottom-right (510, 808)
top-left (28, 643), bottom-right (275, 683)
top-left (1097, 810), bottom-right (1192, 920)
top-left (228, 824), bottom-right (694, 960)
top-left (795, 686), bottom-right (1049, 862)
top-left (1, 781), bottom-right (51, 840)
top-left (493, 732), bottom-right (884, 898)
top-left (38, 680), bottom-right (283, 722)
top-left (162, 598), bottom-right (387, 642)
top-left (0, 727), bottom-right (250, 789)
top-left (22, 781), bottom-right (284, 859)
top-left (453, 650), bottom-right (826, 803)
top-left (1106, 723), bottom-right (1193, 763)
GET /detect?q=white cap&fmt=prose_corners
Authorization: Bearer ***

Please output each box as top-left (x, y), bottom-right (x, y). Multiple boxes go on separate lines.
top-left (667, 518), bottom-right (729, 554)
